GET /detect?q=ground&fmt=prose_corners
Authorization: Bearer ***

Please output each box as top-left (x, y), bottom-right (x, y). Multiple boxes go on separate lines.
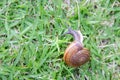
top-left (0, 0), bottom-right (120, 80)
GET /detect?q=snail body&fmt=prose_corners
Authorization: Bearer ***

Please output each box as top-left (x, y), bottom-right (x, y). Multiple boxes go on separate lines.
top-left (63, 28), bottom-right (90, 67)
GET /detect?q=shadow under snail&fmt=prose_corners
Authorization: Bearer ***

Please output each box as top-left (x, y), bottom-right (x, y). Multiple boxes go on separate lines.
top-left (63, 28), bottom-right (90, 67)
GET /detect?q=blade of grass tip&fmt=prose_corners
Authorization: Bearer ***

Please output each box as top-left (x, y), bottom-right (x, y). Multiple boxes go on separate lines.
top-left (14, 48), bottom-right (23, 66)
top-left (14, 70), bottom-right (20, 78)
top-left (9, 20), bottom-right (20, 28)
top-left (28, 19), bottom-right (39, 43)
top-left (20, 26), bottom-right (31, 37)
top-left (39, 46), bottom-right (56, 68)
top-left (63, 65), bottom-right (75, 80)
top-left (75, 0), bottom-right (80, 28)
top-left (105, 0), bottom-right (110, 8)
top-left (20, 21), bottom-right (33, 36)
top-left (5, 16), bottom-right (10, 39)
top-left (1, 76), bottom-right (7, 80)
top-left (26, 74), bottom-right (42, 79)
top-left (39, 47), bottom-right (49, 64)
top-left (55, 36), bottom-right (60, 52)
top-left (9, 71), bottom-right (13, 80)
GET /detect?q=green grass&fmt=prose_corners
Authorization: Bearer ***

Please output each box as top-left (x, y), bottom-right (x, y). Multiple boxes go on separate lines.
top-left (0, 0), bottom-right (120, 80)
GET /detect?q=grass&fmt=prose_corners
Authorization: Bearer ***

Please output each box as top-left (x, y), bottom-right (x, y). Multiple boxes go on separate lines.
top-left (0, 0), bottom-right (120, 80)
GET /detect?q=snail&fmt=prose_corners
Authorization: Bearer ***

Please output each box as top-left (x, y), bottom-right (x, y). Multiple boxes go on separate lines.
top-left (63, 28), bottom-right (90, 67)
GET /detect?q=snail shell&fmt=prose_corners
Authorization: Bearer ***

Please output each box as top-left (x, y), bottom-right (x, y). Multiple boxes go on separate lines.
top-left (63, 28), bottom-right (90, 67)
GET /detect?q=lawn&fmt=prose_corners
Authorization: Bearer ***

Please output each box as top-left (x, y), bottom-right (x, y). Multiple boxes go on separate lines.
top-left (0, 0), bottom-right (120, 80)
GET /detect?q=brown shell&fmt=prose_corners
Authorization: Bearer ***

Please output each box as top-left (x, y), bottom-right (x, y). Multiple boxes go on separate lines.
top-left (63, 41), bottom-right (90, 67)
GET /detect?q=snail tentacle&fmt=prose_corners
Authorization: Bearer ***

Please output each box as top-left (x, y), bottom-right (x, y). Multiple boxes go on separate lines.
top-left (63, 27), bottom-right (83, 43)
